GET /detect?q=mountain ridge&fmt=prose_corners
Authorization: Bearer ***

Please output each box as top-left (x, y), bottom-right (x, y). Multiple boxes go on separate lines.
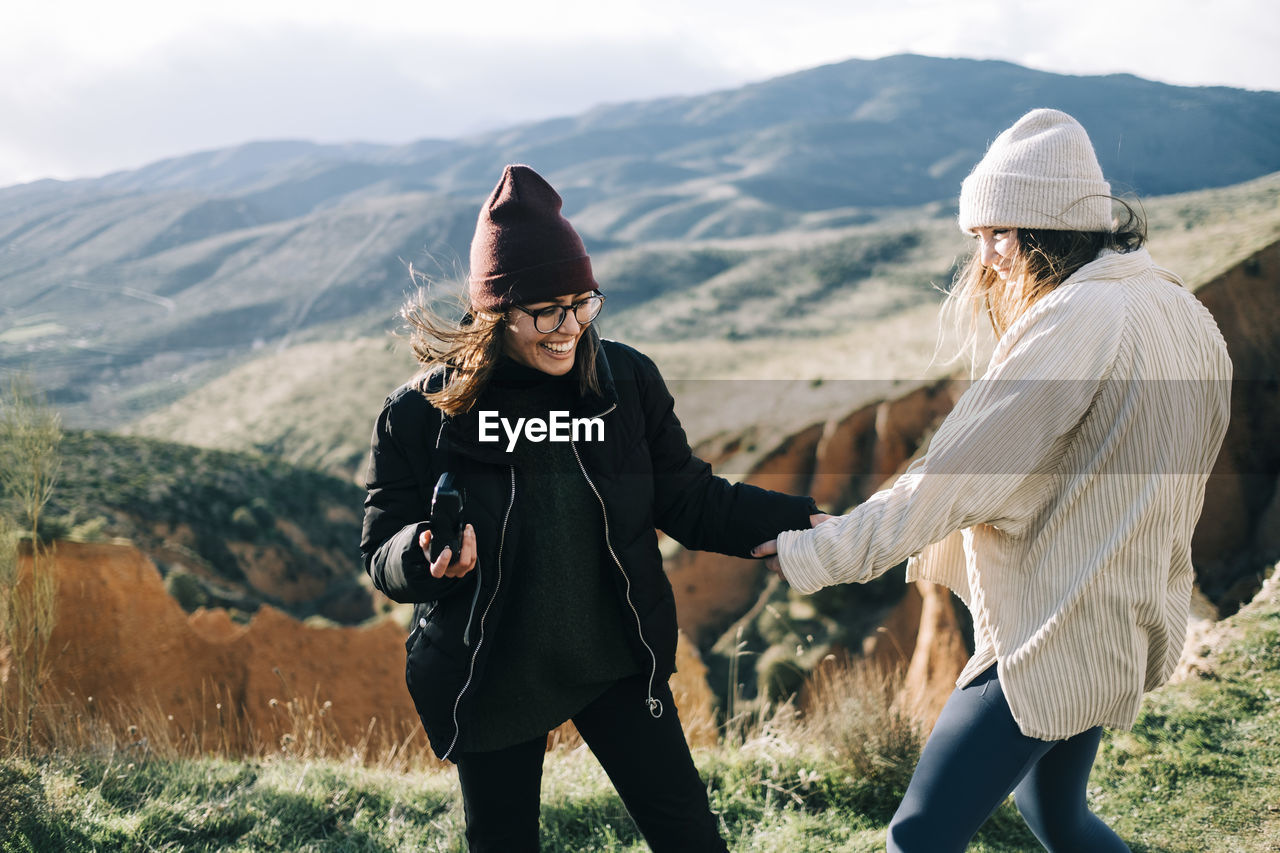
top-left (7, 54), bottom-right (1279, 203)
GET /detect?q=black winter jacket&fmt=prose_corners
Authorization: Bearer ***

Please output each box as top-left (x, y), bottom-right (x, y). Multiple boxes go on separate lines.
top-left (360, 339), bottom-right (817, 760)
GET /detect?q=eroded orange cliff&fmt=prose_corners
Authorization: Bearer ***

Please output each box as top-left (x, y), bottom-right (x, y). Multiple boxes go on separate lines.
top-left (8, 541), bottom-right (715, 757)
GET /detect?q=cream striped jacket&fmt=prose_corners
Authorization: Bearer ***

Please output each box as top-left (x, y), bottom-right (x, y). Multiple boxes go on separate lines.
top-left (777, 248), bottom-right (1232, 740)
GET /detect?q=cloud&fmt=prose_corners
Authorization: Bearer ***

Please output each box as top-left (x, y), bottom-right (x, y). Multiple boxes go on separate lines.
top-left (0, 25), bottom-right (742, 185)
top-left (0, 0), bottom-right (1275, 187)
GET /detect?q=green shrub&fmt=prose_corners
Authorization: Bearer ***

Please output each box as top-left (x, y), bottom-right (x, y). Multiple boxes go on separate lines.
top-left (164, 569), bottom-right (209, 612)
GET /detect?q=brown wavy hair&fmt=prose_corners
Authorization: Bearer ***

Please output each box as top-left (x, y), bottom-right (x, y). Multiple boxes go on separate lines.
top-left (400, 287), bottom-right (602, 417)
top-left (942, 197), bottom-right (1146, 367)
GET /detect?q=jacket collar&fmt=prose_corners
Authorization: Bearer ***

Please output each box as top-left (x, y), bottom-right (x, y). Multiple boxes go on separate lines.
top-left (1064, 247), bottom-right (1180, 286)
top-left (989, 247), bottom-right (1178, 368)
top-left (432, 337), bottom-right (619, 462)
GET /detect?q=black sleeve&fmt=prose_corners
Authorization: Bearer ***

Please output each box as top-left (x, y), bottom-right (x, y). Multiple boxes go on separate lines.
top-left (360, 391), bottom-right (466, 603)
top-left (634, 350), bottom-right (818, 557)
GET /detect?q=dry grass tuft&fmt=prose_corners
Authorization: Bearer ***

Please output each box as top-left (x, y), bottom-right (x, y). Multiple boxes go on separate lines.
top-left (775, 657), bottom-right (922, 782)
top-left (6, 682), bottom-right (442, 773)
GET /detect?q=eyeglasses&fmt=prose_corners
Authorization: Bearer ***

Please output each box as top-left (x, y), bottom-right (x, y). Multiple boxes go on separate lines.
top-left (511, 292), bottom-right (606, 334)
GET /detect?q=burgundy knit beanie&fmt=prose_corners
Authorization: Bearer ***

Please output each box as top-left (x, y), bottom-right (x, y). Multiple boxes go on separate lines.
top-left (468, 164), bottom-right (598, 312)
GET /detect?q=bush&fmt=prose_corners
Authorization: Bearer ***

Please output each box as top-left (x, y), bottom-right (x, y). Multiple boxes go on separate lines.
top-left (164, 569), bottom-right (209, 612)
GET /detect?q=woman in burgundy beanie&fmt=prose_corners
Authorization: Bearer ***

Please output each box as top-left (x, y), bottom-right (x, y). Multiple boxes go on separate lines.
top-left (361, 164), bottom-right (825, 852)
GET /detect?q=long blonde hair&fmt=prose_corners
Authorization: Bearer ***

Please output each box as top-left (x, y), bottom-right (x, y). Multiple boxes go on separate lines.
top-left (941, 198), bottom-right (1146, 368)
top-left (400, 287), bottom-right (602, 417)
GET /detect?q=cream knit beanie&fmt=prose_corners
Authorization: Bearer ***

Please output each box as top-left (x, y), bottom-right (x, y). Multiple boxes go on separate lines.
top-left (958, 108), bottom-right (1112, 234)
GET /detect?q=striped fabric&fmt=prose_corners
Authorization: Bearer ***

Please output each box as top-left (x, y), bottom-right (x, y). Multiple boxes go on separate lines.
top-left (777, 248), bottom-right (1232, 740)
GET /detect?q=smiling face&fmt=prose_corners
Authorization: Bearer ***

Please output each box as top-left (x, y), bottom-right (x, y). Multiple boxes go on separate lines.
top-left (502, 291), bottom-right (593, 375)
top-left (973, 226), bottom-right (1019, 282)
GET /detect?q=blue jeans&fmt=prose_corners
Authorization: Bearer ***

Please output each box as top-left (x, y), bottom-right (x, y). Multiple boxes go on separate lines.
top-left (888, 664), bottom-right (1129, 852)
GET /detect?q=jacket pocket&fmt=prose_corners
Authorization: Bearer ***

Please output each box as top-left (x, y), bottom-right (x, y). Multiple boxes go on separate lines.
top-left (404, 601), bottom-right (438, 652)
top-left (404, 630), bottom-right (468, 744)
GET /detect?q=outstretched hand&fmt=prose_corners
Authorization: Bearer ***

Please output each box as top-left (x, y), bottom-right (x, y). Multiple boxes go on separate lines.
top-left (420, 524), bottom-right (478, 579)
top-left (753, 513), bottom-right (834, 578)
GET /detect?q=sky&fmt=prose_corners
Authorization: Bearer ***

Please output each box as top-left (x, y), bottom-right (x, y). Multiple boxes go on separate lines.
top-left (1, 0), bottom-right (1277, 188)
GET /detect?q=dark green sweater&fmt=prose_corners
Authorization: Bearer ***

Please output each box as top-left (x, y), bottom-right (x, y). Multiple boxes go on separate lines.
top-left (459, 360), bottom-right (641, 753)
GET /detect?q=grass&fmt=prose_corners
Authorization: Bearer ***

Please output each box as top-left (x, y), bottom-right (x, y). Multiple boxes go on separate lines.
top-left (1089, 579), bottom-right (1280, 852)
top-left (0, 755), bottom-right (463, 852)
top-left (128, 336), bottom-right (418, 482)
top-left (4, 565), bottom-right (1278, 851)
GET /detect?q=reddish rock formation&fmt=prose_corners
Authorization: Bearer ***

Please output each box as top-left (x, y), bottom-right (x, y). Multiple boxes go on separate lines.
top-left (861, 581), bottom-right (922, 671)
top-left (670, 378), bottom-right (964, 652)
top-left (20, 541), bottom-right (418, 759)
top-left (3, 541), bottom-right (715, 759)
top-left (809, 404), bottom-right (878, 512)
top-left (870, 381), bottom-right (963, 492)
top-left (898, 581), bottom-right (971, 729)
top-left (667, 422), bottom-right (824, 646)
top-left (1191, 239), bottom-right (1280, 610)
top-left (807, 379), bottom-right (963, 515)
top-left (840, 579), bottom-right (968, 731)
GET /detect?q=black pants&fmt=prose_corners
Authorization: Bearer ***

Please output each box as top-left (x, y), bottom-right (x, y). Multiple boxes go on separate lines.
top-left (453, 674), bottom-right (728, 852)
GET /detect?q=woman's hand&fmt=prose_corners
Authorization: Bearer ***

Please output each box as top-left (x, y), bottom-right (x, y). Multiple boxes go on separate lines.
top-left (752, 538), bottom-right (782, 576)
top-left (420, 524), bottom-right (478, 579)
top-left (752, 513), bottom-right (834, 578)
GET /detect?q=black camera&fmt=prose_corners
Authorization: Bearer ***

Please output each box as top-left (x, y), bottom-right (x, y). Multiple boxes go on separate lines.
top-left (429, 473), bottom-right (465, 563)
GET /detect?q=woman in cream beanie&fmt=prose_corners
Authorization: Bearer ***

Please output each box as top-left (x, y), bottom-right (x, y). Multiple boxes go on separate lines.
top-left (755, 109), bottom-right (1233, 851)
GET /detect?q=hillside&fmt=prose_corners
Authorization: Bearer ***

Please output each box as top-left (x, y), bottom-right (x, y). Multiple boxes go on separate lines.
top-left (129, 171), bottom-right (1280, 482)
top-left (3, 54), bottom-right (1280, 430)
top-left (45, 430), bottom-right (372, 624)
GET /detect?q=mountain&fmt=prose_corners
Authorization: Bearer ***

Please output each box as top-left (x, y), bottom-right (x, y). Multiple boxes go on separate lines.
top-left (3, 53), bottom-right (1280, 429)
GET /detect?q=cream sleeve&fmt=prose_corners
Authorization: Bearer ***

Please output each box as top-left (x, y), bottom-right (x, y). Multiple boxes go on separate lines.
top-left (778, 282), bottom-right (1127, 594)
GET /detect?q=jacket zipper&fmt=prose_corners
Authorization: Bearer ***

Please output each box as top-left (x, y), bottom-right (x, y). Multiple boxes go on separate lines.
top-left (571, 435), bottom-right (664, 720)
top-left (462, 570), bottom-right (483, 646)
top-left (442, 465), bottom-right (516, 761)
